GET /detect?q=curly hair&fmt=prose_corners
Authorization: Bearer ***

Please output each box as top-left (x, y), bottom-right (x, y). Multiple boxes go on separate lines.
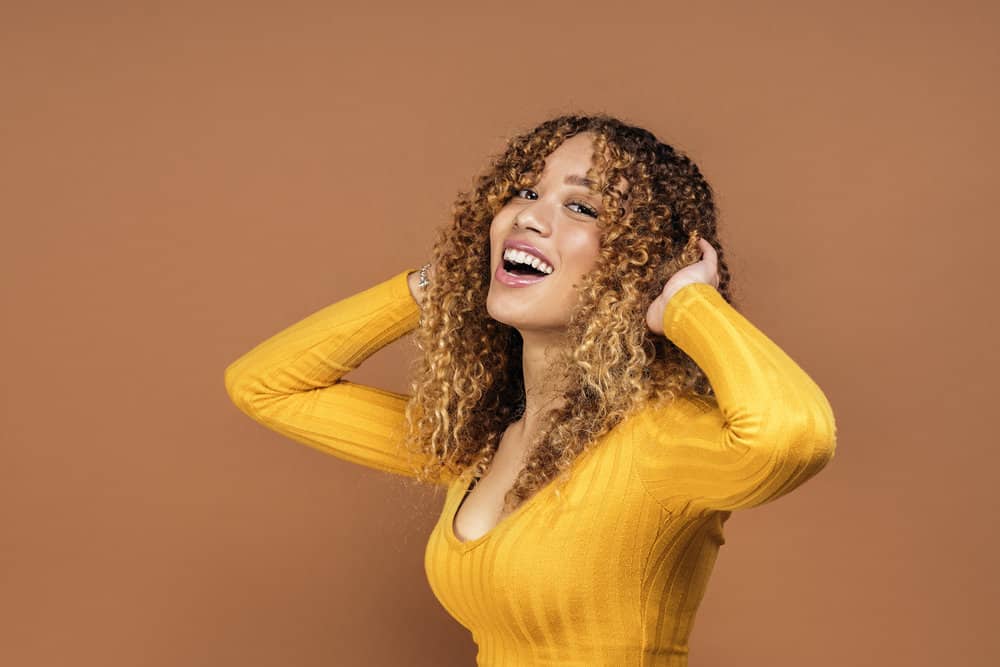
top-left (399, 112), bottom-right (737, 515)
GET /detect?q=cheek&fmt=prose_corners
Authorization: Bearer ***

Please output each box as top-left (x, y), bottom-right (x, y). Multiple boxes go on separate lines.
top-left (489, 212), bottom-right (509, 243)
top-left (564, 233), bottom-right (602, 273)
top-left (488, 219), bottom-right (500, 253)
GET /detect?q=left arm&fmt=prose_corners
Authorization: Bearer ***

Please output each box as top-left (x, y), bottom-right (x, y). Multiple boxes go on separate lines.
top-left (634, 280), bottom-right (837, 513)
top-left (635, 238), bottom-right (837, 513)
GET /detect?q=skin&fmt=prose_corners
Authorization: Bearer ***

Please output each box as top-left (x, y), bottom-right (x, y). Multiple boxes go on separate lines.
top-left (408, 133), bottom-right (722, 442)
top-left (646, 237), bottom-right (721, 334)
top-left (484, 132), bottom-right (609, 432)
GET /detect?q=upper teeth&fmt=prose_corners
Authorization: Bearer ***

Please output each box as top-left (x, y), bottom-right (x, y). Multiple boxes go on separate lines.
top-left (503, 248), bottom-right (553, 274)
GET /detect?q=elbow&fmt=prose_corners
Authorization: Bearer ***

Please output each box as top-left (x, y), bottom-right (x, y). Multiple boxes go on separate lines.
top-left (775, 396), bottom-right (838, 472)
top-left (809, 391), bottom-right (838, 465)
top-left (223, 359), bottom-right (259, 418)
top-left (738, 388), bottom-right (836, 469)
top-left (223, 358), bottom-right (293, 422)
top-left (814, 407), bottom-right (838, 466)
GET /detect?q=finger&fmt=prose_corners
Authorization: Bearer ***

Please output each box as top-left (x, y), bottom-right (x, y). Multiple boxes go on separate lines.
top-left (698, 241), bottom-right (720, 285)
top-left (699, 239), bottom-right (718, 263)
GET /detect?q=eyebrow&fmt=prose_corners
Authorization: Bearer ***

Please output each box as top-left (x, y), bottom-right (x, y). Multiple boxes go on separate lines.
top-left (564, 174), bottom-right (598, 188)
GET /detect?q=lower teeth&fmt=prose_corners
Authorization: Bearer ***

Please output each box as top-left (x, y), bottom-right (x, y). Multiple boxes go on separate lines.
top-left (506, 262), bottom-right (545, 277)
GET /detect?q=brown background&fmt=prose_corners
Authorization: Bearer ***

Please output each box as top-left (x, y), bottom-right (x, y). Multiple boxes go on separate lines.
top-left (2, 1), bottom-right (997, 665)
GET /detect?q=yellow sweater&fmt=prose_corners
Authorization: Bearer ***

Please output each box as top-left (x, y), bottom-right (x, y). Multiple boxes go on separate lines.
top-left (224, 268), bottom-right (837, 666)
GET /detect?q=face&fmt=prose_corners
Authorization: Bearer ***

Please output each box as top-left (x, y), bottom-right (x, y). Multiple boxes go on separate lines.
top-left (487, 132), bottom-right (612, 336)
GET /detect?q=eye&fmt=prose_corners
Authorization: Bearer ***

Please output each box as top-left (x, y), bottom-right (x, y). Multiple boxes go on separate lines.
top-left (513, 188), bottom-right (599, 219)
top-left (568, 201), bottom-right (599, 218)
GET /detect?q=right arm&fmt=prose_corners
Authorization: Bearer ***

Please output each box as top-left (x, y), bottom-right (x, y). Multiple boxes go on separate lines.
top-left (223, 267), bottom-right (448, 485)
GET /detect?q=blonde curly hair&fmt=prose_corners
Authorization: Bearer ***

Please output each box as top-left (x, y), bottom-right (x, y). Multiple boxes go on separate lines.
top-left (400, 112), bottom-right (737, 514)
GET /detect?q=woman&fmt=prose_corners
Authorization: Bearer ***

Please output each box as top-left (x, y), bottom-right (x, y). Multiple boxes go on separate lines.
top-left (224, 113), bottom-right (837, 665)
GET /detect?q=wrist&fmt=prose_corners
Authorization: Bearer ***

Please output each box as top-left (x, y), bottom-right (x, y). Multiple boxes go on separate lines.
top-left (407, 270), bottom-right (425, 306)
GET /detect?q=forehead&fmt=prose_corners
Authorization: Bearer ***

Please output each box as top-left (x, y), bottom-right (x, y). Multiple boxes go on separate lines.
top-left (536, 134), bottom-right (629, 196)
top-left (541, 134), bottom-right (596, 171)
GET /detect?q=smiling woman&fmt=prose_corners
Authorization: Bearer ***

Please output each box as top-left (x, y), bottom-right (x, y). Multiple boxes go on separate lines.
top-left (223, 112), bottom-right (837, 665)
top-left (486, 132), bottom-right (611, 360)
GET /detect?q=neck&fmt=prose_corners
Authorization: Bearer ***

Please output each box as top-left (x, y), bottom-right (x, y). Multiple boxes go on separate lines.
top-left (516, 329), bottom-right (570, 432)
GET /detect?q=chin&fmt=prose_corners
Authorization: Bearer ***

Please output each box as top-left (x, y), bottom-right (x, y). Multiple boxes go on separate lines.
top-left (485, 294), bottom-right (523, 328)
top-left (487, 298), bottom-right (560, 333)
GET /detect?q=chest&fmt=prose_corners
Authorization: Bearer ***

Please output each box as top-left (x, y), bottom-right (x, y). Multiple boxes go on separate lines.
top-left (425, 432), bottom-right (678, 638)
top-left (451, 429), bottom-right (532, 543)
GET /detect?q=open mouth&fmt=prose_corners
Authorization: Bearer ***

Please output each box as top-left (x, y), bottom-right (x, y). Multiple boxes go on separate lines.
top-left (501, 257), bottom-right (549, 277)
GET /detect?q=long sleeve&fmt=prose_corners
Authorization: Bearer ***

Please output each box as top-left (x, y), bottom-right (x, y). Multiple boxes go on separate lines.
top-left (223, 267), bottom-right (448, 485)
top-left (631, 282), bottom-right (837, 513)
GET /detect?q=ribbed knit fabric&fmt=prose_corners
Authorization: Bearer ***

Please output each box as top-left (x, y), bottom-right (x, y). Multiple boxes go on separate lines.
top-left (224, 268), bottom-right (837, 666)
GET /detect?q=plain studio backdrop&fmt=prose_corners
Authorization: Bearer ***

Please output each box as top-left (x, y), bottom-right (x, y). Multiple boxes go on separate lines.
top-left (1, 1), bottom-right (996, 665)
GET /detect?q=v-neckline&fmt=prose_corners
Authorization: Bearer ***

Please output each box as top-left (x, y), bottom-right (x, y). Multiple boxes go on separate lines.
top-left (443, 438), bottom-right (608, 552)
top-left (444, 466), bottom-right (558, 552)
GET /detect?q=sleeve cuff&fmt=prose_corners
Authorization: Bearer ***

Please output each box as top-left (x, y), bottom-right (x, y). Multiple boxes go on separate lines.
top-left (390, 267), bottom-right (422, 306)
top-left (662, 282), bottom-right (722, 340)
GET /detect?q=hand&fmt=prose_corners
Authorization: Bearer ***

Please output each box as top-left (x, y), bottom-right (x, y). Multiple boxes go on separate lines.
top-left (645, 238), bottom-right (721, 336)
top-left (407, 262), bottom-right (436, 309)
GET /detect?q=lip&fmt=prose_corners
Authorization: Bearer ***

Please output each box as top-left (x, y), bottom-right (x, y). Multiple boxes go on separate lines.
top-left (494, 262), bottom-right (550, 287)
top-left (503, 239), bottom-right (554, 270)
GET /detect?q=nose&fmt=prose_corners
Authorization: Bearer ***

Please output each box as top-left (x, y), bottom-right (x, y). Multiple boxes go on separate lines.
top-left (513, 199), bottom-right (554, 236)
